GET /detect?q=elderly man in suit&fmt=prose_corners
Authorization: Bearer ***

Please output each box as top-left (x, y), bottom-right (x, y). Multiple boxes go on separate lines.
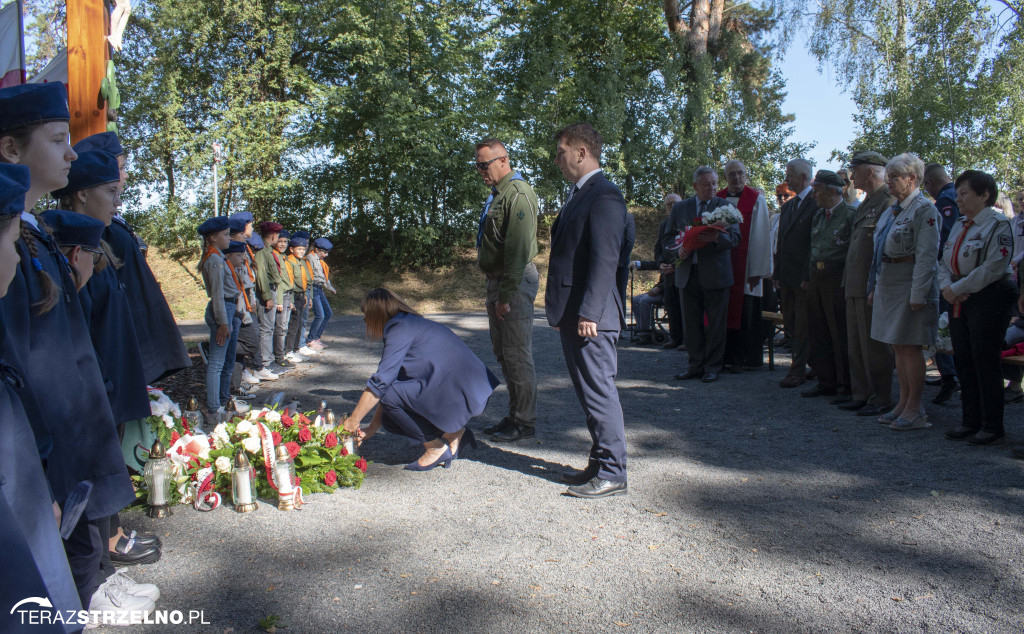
top-left (546, 123), bottom-right (628, 500)
top-left (774, 158), bottom-right (817, 388)
top-left (665, 166), bottom-right (740, 383)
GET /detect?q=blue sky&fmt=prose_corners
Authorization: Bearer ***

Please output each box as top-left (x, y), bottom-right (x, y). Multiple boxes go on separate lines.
top-left (777, 38), bottom-right (859, 171)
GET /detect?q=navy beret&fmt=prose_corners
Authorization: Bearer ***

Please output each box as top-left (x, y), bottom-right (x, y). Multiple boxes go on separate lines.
top-left (246, 235), bottom-right (265, 250)
top-left (52, 151), bottom-right (120, 198)
top-left (73, 132), bottom-right (124, 157)
top-left (224, 240), bottom-right (246, 254)
top-left (40, 209), bottom-right (104, 250)
top-left (197, 216), bottom-right (230, 235)
top-left (228, 217), bottom-right (248, 234)
top-left (313, 238), bottom-right (332, 251)
top-left (0, 164), bottom-right (30, 220)
top-left (277, 229), bottom-right (291, 240)
top-left (289, 236), bottom-right (309, 248)
top-left (292, 230), bottom-right (310, 240)
top-left (229, 211), bottom-right (253, 224)
top-left (0, 83), bottom-right (70, 133)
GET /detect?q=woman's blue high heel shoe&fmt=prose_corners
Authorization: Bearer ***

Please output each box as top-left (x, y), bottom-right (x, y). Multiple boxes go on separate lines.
top-left (452, 428), bottom-right (478, 460)
top-left (404, 445), bottom-right (453, 471)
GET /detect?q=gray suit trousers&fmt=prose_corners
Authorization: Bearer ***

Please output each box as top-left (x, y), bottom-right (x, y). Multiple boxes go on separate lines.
top-left (846, 296), bottom-right (893, 406)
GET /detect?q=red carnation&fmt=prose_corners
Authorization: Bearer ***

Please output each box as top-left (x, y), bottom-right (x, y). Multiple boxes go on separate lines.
top-left (340, 447), bottom-right (348, 457)
top-left (355, 458), bottom-right (368, 473)
top-left (324, 432), bottom-right (338, 448)
top-left (297, 427), bottom-right (313, 444)
top-left (272, 431), bottom-right (282, 445)
top-left (176, 446), bottom-right (184, 455)
top-left (293, 475), bottom-right (301, 486)
top-left (282, 414), bottom-right (294, 428)
top-left (285, 441), bottom-right (301, 459)
top-left (180, 418), bottom-right (191, 434)
top-left (324, 470), bottom-right (337, 486)
top-left (170, 430), bottom-right (180, 444)
top-left (208, 437), bottom-right (215, 447)
top-left (297, 412), bottom-right (311, 424)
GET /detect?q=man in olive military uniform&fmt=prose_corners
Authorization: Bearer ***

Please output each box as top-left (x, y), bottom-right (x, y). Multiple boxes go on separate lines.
top-left (802, 170), bottom-right (857, 401)
top-left (474, 138), bottom-right (540, 442)
top-left (843, 151), bottom-right (895, 417)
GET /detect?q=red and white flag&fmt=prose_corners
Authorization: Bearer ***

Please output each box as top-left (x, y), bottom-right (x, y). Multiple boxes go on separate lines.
top-left (0, 1), bottom-right (25, 87)
top-left (28, 47), bottom-right (66, 84)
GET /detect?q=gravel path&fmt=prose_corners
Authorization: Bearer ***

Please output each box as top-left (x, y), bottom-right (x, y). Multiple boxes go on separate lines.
top-left (111, 313), bottom-right (1023, 633)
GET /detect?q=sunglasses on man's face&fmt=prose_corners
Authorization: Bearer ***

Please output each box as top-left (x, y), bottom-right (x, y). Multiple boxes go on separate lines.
top-left (475, 155), bottom-right (506, 171)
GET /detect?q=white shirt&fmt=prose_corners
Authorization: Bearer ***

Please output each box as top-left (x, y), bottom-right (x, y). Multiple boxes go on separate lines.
top-left (574, 168), bottom-right (602, 192)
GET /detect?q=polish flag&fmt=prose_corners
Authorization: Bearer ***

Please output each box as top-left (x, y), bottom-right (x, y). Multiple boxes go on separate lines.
top-left (0, 1), bottom-right (24, 87)
top-left (28, 48), bottom-right (67, 85)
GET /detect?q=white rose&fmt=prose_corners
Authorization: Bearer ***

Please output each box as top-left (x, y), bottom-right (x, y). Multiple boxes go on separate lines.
top-left (264, 411), bottom-right (282, 424)
top-left (242, 436), bottom-right (261, 454)
top-left (236, 420), bottom-right (253, 435)
top-left (213, 423), bottom-right (229, 436)
top-left (162, 413), bottom-right (175, 429)
top-left (215, 456), bottom-right (231, 473)
top-left (248, 425), bottom-right (261, 439)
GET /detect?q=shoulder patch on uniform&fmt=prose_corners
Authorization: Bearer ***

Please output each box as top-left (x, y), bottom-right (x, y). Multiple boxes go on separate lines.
top-left (941, 206), bottom-right (952, 217)
top-left (999, 235), bottom-right (1012, 247)
top-left (517, 210), bottom-right (525, 220)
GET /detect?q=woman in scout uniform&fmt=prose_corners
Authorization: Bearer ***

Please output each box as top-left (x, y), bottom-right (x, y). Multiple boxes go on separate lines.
top-left (284, 234), bottom-right (315, 362)
top-left (0, 163), bottom-right (82, 632)
top-left (198, 216), bottom-right (238, 413)
top-left (938, 171), bottom-right (1017, 446)
top-left (867, 153), bottom-right (941, 431)
top-left (0, 83), bottom-right (150, 620)
top-left (305, 237), bottom-right (336, 350)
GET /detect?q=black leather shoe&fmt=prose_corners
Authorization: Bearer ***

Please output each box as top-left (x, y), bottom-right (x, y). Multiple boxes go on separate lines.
top-left (701, 372), bottom-right (719, 383)
top-left (110, 537), bottom-right (162, 567)
top-left (490, 423), bottom-right (535, 443)
top-left (932, 379), bottom-right (959, 404)
top-left (837, 400), bottom-right (867, 411)
top-left (725, 365), bottom-right (743, 374)
top-left (565, 477), bottom-right (628, 499)
top-left (124, 530), bottom-right (161, 547)
top-left (830, 393), bottom-right (853, 405)
top-left (925, 377), bottom-right (943, 386)
top-left (856, 404), bottom-right (888, 417)
top-left (483, 417), bottom-right (513, 436)
top-left (662, 340), bottom-right (682, 349)
top-left (1005, 390), bottom-right (1024, 404)
top-left (1011, 445), bottom-right (1024, 459)
top-left (801, 386), bottom-right (836, 398)
top-left (944, 426), bottom-right (977, 440)
top-left (674, 370), bottom-right (703, 380)
top-left (967, 431), bottom-right (1005, 446)
top-left (560, 462), bottom-right (599, 485)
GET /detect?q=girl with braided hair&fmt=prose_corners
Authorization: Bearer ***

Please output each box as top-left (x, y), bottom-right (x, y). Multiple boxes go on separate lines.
top-left (0, 83), bottom-right (152, 625)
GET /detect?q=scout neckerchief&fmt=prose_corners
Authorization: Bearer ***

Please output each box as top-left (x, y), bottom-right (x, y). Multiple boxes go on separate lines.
top-left (243, 254), bottom-right (255, 282)
top-left (319, 257), bottom-right (329, 281)
top-left (228, 261), bottom-right (252, 312)
top-left (200, 244), bottom-right (221, 268)
top-left (286, 254), bottom-right (308, 290)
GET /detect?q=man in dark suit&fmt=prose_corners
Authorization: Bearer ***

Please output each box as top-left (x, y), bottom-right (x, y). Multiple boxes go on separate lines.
top-left (773, 158), bottom-right (817, 388)
top-left (545, 123), bottom-right (628, 500)
top-left (664, 167), bottom-right (740, 382)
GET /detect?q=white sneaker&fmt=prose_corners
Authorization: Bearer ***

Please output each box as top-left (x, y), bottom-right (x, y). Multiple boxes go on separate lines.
top-left (285, 352), bottom-right (306, 363)
top-left (87, 579), bottom-right (156, 628)
top-left (106, 570), bottom-right (160, 602)
top-left (232, 398), bottom-right (252, 413)
top-left (254, 367), bottom-right (279, 381)
top-left (298, 345), bottom-right (318, 356)
top-left (241, 368), bottom-right (261, 384)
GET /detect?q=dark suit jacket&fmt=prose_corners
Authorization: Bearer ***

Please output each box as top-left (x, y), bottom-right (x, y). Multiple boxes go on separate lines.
top-left (663, 196), bottom-right (740, 290)
top-left (545, 171), bottom-right (628, 330)
top-left (773, 191), bottom-right (817, 287)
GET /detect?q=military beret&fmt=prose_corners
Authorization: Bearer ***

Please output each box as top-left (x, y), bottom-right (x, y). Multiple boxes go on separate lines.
top-left (73, 132), bottom-right (124, 157)
top-left (197, 216), bottom-right (230, 235)
top-left (0, 83), bottom-right (70, 134)
top-left (228, 217), bottom-right (248, 234)
top-left (277, 229), bottom-right (291, 241)
top-left (0, 163), bottom-right (30, 220)
top-left (848, 151), bottom-right (889, 168)
top-left (292, 230), bottom-right (310, 240)
top-left (288, 236), bottom-right (309, 248)
top-left (313, 237), bottom-right (333, 251)
top-left (224, 240), bottom-right (246, 254)
top-left (259, 221), bottom-right (282, 235)
top-left (247, 235), bottom-right (265, 250)
top-left (39, 209), bottom-right (104, 250)
top-left (229, 211), bottom-right (253, 224)
top-left (812, 170), bottom-right (844, 189)
top-left (52, 151), bottom-right (120, 198)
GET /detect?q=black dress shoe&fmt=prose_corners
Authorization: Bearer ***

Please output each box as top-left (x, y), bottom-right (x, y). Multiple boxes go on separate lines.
top-left (801, 386), bottom-right (836, 398)
top-left (560, 463), bottom-right (599, 485)
top-left (490, 423), bottom-right (535, 443)
top-left (674, 370), bottom-right (703, 380)
top-left (662, 340), bottom-right (682, 349)
top-left (110, 536), bottom-right (162, 567)
top-left (701, 372), bottom-right (718, 383)
top-left (830, 393), bottom-right (853, 405)
top-left (925, 377), bottom-right (943, 386)
top-left (856, 404), bottom-right (888, 417)
top-left (944, 426), bottom-right (977, 440)
top-left (932, 379), bottom-right (959, 404)
top-left (1011, 445), bottom-right (1024, 459)
top-left (483, 417), bottom-right (513, 435)
top-left (565, 477), bottom-right (628, 499)
top-left (967, 431), bottom-right (1005, 446)
top-left (726, 365), bottom-right (743, 374)
top-left (837, 400), bottom-right (867, 411)
top-left (124, 530), bottom-right (161, 547)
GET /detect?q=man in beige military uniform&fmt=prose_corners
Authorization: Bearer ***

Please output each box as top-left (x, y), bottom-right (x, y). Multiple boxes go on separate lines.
top-left (842, 151), bottom-right (895, 417)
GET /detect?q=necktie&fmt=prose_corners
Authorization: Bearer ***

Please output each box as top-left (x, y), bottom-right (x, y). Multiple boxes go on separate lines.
top-left (699, 200), bottom-right (707, 217)
top-left (950, 219), bottom-right (974, 277)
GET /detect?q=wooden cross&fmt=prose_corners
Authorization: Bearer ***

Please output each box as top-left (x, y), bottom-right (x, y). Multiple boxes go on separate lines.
top-left (66, 0), bottom-right (109, 143)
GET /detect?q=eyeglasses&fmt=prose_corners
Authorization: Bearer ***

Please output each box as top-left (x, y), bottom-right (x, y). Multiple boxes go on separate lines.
top-left (475, 155), bottom-right (506, 171)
